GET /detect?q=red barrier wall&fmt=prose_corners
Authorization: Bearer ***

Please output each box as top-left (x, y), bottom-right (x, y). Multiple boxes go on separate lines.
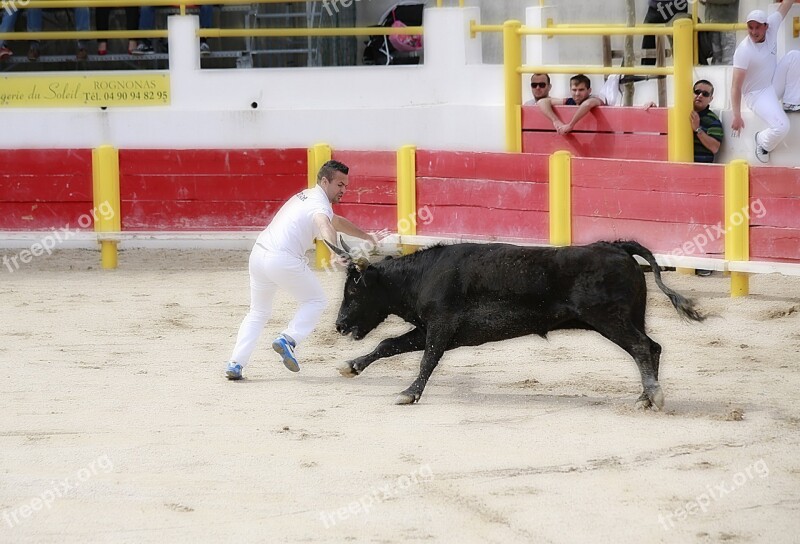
top-left (521, 106), bottom-right (669, 161)
top-left (571, 158), bottom-right (725, 255)
top-left (119, 149), bottom-right (306, 230)
top-left (416, 150), bottom-right (549, 241)
top-left (331, 150), bottom-right (397, 232)
top-left (750, 166), bottom-right (800, 262)
top-left (0, 150), bottom-right (94, 230)
top-left (1, 147), bottom-right (796, 265)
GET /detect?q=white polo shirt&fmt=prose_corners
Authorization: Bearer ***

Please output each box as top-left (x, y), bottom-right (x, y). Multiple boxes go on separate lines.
top-left (256, 184), bottom-right (333, 259)
top-left (732, 11), bottom-right (783, 97)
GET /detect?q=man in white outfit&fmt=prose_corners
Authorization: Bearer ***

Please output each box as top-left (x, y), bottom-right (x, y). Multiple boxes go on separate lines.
top-left (225, 160), bottom-right (379, 380)
top-left (731, 1), bottom-right (800, 163)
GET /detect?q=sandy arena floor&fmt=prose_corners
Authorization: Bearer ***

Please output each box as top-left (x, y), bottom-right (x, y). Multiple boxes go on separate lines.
top-left (1, 248), bottom-right (799, 543)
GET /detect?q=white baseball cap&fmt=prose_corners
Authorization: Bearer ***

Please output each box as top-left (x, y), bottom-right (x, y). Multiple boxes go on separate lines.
top-left (746, 10), bottom-right (768, 24)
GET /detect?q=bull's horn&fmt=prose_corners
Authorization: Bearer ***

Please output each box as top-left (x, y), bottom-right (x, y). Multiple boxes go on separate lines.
top-left (324, 239), bottom-right (351, 261)
top-left (340, 235), bottom-right (352, 255)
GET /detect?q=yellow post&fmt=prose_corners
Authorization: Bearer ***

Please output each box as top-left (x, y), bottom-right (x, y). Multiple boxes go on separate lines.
top-left (91, 145), bottom-right (121, 270)
top-left (671, 18), bottom-right (694, 163)
top-left (503, 20), bottom-right (523, 153)
top-left (396, 145), bottom-right (417, 255)
top-left (308, 143), bottom-right (332, 269)
top-left (549, 150), bottom-right (571, 246)
top-left (725, 160), bottom-right (750, 297)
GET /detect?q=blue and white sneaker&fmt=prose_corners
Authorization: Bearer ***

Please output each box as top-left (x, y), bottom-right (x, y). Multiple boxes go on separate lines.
top-left (272, 335), bottom-right (299, 373)
top-left (225, 362), bottom-right (243, 380)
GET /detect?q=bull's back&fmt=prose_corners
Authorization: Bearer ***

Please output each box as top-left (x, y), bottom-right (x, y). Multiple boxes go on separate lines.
top-left (410, 243), bottom-right (647, 345)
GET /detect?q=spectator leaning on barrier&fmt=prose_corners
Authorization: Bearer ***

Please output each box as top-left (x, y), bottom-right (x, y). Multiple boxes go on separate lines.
top-left (536, 74), bottom-right (623, 134)
top-left (731, 2), bottom-right (800, 164)
top-left (692, 79), bottom-right (724, 278)
top-left (702, 0), bottom-right (740, 65)
top-left (524, 73), bottom-right (553, 106)
top-left (691, 79), bottom-right (724, 163)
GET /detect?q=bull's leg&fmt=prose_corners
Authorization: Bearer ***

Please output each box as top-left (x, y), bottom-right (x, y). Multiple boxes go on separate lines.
top-left (339, 327), bottom-right (427, 377)
top-left (586, 319), bottom-right (664, 410)
top-left (395, 332), bottom-right (449, 405)
top-left (635, 339), bottom-right (662, 409)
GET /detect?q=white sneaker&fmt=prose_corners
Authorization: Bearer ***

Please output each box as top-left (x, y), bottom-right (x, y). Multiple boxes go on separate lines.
top-left (783, 103), bottom-right (800, 112)
top-left (200, 42), bottom-right (211, 56)
top-left (754, 132), bottom-right (769, 164)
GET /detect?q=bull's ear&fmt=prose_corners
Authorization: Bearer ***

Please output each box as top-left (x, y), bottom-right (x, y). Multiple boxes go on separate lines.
top-left (354, 257), bottom-right (370, 272)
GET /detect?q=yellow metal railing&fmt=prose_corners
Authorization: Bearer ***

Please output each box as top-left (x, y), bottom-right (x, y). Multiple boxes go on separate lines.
top-left (435, 0), bottom-right (464, 7)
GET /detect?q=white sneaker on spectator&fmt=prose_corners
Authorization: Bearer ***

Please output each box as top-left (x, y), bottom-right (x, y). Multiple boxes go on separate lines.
top-left (200, 42), bottom-right (211, 56)
top-left (132, 43), bottom-right (154, 55)
top-left (783, 103), bottom-right (800, 112)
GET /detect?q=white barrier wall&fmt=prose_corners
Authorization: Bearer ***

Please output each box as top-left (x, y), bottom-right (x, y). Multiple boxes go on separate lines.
top-left (0, 4), bottom-right (798, 166)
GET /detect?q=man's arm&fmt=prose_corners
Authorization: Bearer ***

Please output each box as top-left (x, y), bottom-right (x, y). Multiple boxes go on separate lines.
top-left (730, 67), bottom-right (746, 134)
top-left (559, 97), bottom-right (603, 134)
top-left (537, 98), bottom-right (566, 131)
top-left (332, 215), bottom-right (377, 244)
top-left (777, 0), bottom-right (796, 21)
top-left (313, 213), bottom-right (339, 249)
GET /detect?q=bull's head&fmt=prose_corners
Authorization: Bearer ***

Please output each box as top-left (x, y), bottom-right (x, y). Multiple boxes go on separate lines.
top-left (326, 238), bottom-right (390, 340)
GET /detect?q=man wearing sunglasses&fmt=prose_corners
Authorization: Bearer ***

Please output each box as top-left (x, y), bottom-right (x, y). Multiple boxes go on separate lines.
top-left (731, 1), bottom-right (800, 163)
top-left (691, 80), bottom-right (724, 163)
top-left (524, 74), bottom-right (555, 106)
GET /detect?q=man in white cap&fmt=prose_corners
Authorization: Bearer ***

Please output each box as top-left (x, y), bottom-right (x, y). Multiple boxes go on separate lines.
top-left (730, 0), bottom-right (800, 163)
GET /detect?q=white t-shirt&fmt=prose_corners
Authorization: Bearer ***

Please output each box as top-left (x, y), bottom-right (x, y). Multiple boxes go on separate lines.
top-left (256, 184), bottom-right (333, 259)
top-left (732, 11), bottom-right (783, 97)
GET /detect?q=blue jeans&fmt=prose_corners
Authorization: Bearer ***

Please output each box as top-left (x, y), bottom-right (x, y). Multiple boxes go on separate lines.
top-left (3, 8), bottom-right (90, 48)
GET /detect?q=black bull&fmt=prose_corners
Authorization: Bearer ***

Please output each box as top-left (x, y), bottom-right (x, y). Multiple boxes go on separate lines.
top-left (327, 240), bottom-right (704, 409)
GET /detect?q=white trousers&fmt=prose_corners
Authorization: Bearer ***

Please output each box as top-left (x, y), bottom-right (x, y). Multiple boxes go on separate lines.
top-left (748, 50), bottom-right (800, 152)
top-left (229, 245), bottom-right (327, 367)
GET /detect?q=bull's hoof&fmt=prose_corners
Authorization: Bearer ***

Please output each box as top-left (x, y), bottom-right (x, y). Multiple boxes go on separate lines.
top-left (337, 361), bottom-right (359, 378)
top-left (635, 387), bottom-right (664, 411)
top-left (395, 392), bottom-right (420, 405)
top-left (649, 387), bottom-right (664, 411)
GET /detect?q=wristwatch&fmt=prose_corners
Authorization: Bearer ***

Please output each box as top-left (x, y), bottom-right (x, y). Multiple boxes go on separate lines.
top-left (695, 127), bottom-right (704, 134)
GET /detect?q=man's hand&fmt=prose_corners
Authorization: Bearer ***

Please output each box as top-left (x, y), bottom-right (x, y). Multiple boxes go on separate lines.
top-left (690, 111), bottom-right (701, 132)
top-left (731, 115), bottom-right (745, 136)
top-left (370, 228), bottom-right (391, 246)
top-left (557, 122), bottom-right (574, 135)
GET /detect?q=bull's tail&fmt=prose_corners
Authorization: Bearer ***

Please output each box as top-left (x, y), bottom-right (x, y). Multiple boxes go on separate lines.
top-left (613, 240), bottom-right (705, 322)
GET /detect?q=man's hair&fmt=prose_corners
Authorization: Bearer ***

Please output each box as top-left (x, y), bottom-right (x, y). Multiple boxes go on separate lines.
top-left (531, 73), bottom-right (551, 85)
top-left (570, 74), bottom-right (591, 89)
top-left (694, 79), bottom-right (714, 95)
top-left (317, 160), bottom-right (349, 182)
